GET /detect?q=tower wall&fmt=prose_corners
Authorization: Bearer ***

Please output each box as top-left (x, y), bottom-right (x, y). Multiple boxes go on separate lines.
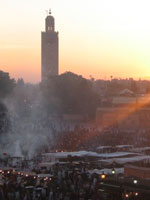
top-left (41, 14), bottom-right (59, 81)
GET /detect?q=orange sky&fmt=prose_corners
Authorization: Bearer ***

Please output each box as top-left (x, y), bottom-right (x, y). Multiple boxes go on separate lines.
top-left (0, 0), bottom-right (150, 83)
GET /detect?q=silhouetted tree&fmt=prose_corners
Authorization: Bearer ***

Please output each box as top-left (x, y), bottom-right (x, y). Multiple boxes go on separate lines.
top-left (17, 78), bottom-right (24, 87)
top-left (0, 71), bottom-right (15, 134)
top-left (0, 70), bottom-right (16, 98)
top-left (0, 101), bottom-right (9, 135)
top-left (41, 72), bottom-right (99, 118)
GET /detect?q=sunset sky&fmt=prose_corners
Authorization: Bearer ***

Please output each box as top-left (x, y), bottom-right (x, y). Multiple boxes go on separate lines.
top-left (0, 0), bottom-right (150, 83)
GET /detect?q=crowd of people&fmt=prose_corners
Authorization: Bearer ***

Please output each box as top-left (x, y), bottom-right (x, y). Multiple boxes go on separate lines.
top-left (0, 163), bottom-right (116, 200)
top-left (0, 123), bottom-right (148, 200)
top-left (51, 125), bottom-right (148, 152)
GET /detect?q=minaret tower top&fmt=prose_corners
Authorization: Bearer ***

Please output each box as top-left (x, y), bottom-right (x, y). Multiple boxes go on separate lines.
top-left (45, 9), bottom-right (55, 32)
top-left (41, 9), bottom-right (59, 81)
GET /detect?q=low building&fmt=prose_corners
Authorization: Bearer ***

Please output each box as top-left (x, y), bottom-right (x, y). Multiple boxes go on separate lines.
top-left (96, 95), bottom-right (150, 129)
top-left (124, 165), bottom-right (150, 180)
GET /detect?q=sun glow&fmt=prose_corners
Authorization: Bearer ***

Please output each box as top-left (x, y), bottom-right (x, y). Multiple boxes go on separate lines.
top-left (0, 0), bottom-right (150, 82)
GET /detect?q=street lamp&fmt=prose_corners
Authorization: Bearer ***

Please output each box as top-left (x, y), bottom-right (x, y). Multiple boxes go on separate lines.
top-left (135, 192), bottom-right (138, 196)
top-left (125, 194), bottom-right (129, 198)
top-left (133, 179), bottom-right (138, 184)
top-left (112, 168), bottom-right (116, 174)
top-left (101, 172), bottom-right (106, 180)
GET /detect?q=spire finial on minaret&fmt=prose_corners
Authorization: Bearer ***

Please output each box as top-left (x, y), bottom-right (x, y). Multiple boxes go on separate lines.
top-left (49, 9), bottom-right (51, 15)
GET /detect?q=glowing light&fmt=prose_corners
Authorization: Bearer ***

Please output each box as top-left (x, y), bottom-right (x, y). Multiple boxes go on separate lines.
top-left (135, 192), bottom-right (138, 196)
top-left (99, 95), bottom-right (150, 128)
top-left (112, 168), bottom-right (116, 174)
top-left (72, 95), bottom-right (150, 150)
top-left (133, 179), bottom-right (138, 184)
top-left (101, 173), bottom-right (106, 179)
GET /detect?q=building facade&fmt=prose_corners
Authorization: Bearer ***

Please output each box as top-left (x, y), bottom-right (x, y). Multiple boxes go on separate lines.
top-left (41, 11), bottom-right (59, 81)
top-left (96, 95), bottom-right (150, 129)
top-left (125, 165), bottom-right (150, 180)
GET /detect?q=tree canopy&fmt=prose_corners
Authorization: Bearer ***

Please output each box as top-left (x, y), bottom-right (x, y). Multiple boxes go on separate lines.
top-left (0, 70), bottom-right (16, 98)
top-left (41, 72), bottom-right (99, 118)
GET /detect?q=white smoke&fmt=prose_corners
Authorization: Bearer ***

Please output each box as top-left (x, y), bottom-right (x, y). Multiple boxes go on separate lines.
top-left (0, 84), bottom-right (54, 159)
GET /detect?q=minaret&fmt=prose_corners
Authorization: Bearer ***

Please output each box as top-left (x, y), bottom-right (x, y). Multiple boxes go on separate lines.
top-left (41, 10), bottom-right (59, 81)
